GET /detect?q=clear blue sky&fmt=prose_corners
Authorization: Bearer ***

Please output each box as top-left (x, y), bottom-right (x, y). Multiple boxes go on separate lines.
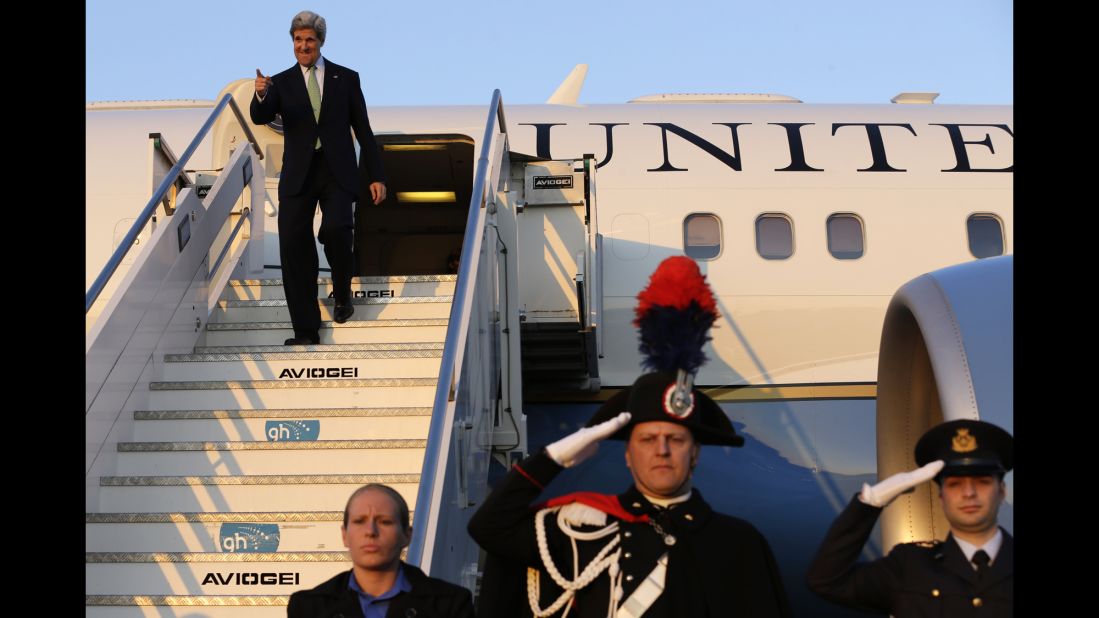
top-left (86, 0), bottom-right (1012, 106)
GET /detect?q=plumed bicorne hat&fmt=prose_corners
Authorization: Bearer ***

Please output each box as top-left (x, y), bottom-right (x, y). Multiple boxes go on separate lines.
top-left (585, 256), bottom-right (743, 447)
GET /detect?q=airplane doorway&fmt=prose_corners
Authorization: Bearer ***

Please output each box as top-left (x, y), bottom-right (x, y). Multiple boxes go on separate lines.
top-left (355, 135), bottom-right (475, 276)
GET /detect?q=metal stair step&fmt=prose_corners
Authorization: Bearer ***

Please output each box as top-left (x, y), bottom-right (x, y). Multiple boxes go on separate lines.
top-left (97, 473), bottom-right (421, 512)
top-left (114, 440), bottom-right (427, 475)
top-left (146, 378), bottom-right (438, 410)
top-left (201, 319), bottom-right (448, 346)
top-left (161, 351), bottom-right (442, 382)
top-left (86, 509), bottom-right (414, 553)
top-left (132, 407), bottom-right (432, 442)
top-left (210, 297), bottom-right (453, 323)
top-left (86, 553), bottom-right (352, 595)
top-left (224, 275), bottom-right (457, 300)
top-left (87, 599), bottom-right (288, 618)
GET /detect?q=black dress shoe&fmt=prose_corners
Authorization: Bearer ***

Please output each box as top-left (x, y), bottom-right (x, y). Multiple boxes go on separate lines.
top-left (284, 335), bottom-right (319, 345)
top-left (333, 301), bottom-right (355, 324)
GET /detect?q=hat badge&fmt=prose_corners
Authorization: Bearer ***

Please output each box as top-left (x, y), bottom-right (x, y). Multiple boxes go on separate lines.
top-left (951, 428), bottom-right (978, 453)
top-left (662, 383), bottom-right (695, 419)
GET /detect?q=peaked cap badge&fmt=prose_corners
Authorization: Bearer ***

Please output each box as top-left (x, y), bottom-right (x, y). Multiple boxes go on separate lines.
top-left (951, 428), bottom-right (977, 453)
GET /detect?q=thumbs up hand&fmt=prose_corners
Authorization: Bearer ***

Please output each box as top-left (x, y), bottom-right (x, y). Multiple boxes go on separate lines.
top-left (255, 69), bottom-right (272, 97)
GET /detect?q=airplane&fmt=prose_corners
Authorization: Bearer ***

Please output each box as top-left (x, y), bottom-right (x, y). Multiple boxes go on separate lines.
top-left (85, 64), bottom-right (1012, 617)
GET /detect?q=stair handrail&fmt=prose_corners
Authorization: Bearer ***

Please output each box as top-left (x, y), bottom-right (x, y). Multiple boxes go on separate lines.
top-left (407, 90), bottom-right (506, 567)
top-left (86, 93), bottom-right (263, 313)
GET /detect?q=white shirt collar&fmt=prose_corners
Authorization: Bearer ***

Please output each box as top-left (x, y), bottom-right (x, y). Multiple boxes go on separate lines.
top-left (640, 489), bottom-right (692, 508)
top-left (299, 55), bottom-right (325, 76)
top-left (953, 528), bottom-right (1003, 567)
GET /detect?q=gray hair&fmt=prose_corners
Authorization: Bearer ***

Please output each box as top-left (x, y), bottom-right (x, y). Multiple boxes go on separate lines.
top-left (342, 484), bottom-right (411, 532)
top-left (289, 10), bottom-right (326, 44)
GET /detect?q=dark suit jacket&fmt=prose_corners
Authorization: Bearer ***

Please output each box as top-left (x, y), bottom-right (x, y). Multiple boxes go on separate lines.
top-left (468, 450), bottom-right (792, 618)
top-left (807, 495), bottom-right (1013, 617)
top-left (250, 58), bottom-right (385, 201)
top-left (286, 564), bottom-right (475, 618)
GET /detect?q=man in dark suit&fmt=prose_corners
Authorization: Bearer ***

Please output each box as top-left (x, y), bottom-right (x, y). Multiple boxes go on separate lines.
top-left (807, 419), bottom-right (1014, 617)
top-left (251, 10), bottom-right (386, 345)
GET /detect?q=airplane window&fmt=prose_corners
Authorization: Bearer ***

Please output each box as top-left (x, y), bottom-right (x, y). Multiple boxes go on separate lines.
top-left (684, 213), bottom-right (722, 260)
top-left (827, 214), bottom-right (864, 259)
top-left (756, 214), bottom-right (793, 260)
top-left (967, 214), bottom-right (1005, 258)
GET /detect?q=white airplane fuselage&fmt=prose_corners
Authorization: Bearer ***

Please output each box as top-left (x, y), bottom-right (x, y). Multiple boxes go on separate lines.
top-left (88, 84), bottom-right (1011, 389)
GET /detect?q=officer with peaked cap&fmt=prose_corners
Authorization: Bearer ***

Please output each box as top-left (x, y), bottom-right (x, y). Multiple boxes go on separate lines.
top-left (468, 255), bottom-right (790, 618)
top-left (807, 419), bottom-right (1014, 617)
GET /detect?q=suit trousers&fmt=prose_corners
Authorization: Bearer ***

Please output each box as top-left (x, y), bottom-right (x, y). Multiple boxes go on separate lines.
top-left (278, 149), bottom-right (355, 338)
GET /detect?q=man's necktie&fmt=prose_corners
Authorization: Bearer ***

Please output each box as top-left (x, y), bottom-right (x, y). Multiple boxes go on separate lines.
top-left (972, 549), bottom-right (990, 583)
top-left (307, 65), bottom-right (322, 149)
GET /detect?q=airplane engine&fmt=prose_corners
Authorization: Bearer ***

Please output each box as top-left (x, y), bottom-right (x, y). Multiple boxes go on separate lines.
top-left (874, 255), bottom-right (1013, 550)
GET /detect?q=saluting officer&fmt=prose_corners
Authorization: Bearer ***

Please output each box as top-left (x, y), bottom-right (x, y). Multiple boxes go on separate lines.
top-left (807, 419), bottom-right (1014, 617)
top-left (468, 256), bottom-right (791, 618)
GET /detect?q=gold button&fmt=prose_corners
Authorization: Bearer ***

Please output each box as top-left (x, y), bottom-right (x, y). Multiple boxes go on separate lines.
top-left (684, 514), bottom-right (694, 521)
top-left (624, 552), bottom-right (632, 559)
top-left (624, 531), bottom-right (632, 538)
top-left (626, 575), bottom-right (634, 582)
top-left (973, 598), bottom-right (983, 608)
top-left (632, 502), bottom-right (641, 508)
top-left (931, 589), bottom-right (940, 597)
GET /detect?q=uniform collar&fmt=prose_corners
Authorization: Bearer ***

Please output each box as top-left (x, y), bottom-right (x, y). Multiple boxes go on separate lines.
top-left (618, 485), bottom-right (711, 530)
top-left (952, 528), bottom-right (1003, 565)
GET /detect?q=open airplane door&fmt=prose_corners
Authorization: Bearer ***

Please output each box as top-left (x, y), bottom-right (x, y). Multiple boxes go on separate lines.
top-left (510, 154), bottom-right (601, 394)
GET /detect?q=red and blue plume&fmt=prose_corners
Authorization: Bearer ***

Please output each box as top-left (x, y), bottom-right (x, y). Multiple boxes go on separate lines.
top-left (633, 256), bottom-right (719, 374)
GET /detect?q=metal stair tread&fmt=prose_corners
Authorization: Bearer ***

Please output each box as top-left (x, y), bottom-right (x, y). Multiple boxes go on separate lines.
top-left (230, 275), bottom-right (456, 286)
top-left (166, 349), bottom-right (443, 361)
top-left (86, 551), bottom-right (351, 563)
top-left (134, 407), bottom-right (433, 420)
top-left (218, 296), bottom-right (453, 309)
top-left (117, 439), bottom-right (427, 451)
top-left (86, 595), bottom-right (289, 607)
top-left (100, 473), bottom-right (421, 486)
top-left (150, 377), bottom-right (437, 390)
top-left (193, 342), bottom-right (443, 353)
top-left (206, 318), bottom-right (448, 331)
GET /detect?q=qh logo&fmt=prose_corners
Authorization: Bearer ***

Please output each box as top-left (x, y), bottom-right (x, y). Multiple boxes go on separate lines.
top-left (265, 420), bottom-right (320, 442)
top-left (219, 523), bottom-right (281, 553)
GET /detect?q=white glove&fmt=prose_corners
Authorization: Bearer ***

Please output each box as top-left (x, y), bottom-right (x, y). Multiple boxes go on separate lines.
top-left (859, 460), bottom-right (945, 507)
top-left (545, 412), bottom-right (632, 468)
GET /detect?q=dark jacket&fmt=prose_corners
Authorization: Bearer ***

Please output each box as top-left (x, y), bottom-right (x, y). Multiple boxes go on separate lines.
top-left (467, 450), bottom-right (791, 618)
top-left (807, 495), bottom-right (1013, 617)
top-left (250, 59), bottom-right (385, 200)
top-left (286, 563), bottom-right (475, 618)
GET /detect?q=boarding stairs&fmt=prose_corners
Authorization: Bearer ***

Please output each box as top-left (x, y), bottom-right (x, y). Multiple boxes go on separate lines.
top-left (86, 89), bottom-right (602, 616)
top-left (86, 276), bottom-right (452, 617)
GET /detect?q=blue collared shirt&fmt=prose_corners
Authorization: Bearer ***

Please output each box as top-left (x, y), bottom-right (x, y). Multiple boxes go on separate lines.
top-left (347, 565), bottom-right (413, 618)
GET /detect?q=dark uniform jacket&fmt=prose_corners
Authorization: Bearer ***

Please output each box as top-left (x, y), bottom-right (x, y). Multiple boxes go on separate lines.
top-left (468, 450), bottom-right (791, 618)
top-left (807, 495), bottom-right (1013, 617)
top-left (249, 59), bottom-right (385, 201)
top-left (286, 563), bottom-right (475, 618)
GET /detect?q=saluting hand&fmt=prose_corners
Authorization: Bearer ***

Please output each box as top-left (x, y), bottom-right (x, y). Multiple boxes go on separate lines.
top-left (255, 69), bottom-right (272, 97)
top-left (859, 460), bottom-right (944, 508)
top-left (546, 412), bottom-right (632, 468)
